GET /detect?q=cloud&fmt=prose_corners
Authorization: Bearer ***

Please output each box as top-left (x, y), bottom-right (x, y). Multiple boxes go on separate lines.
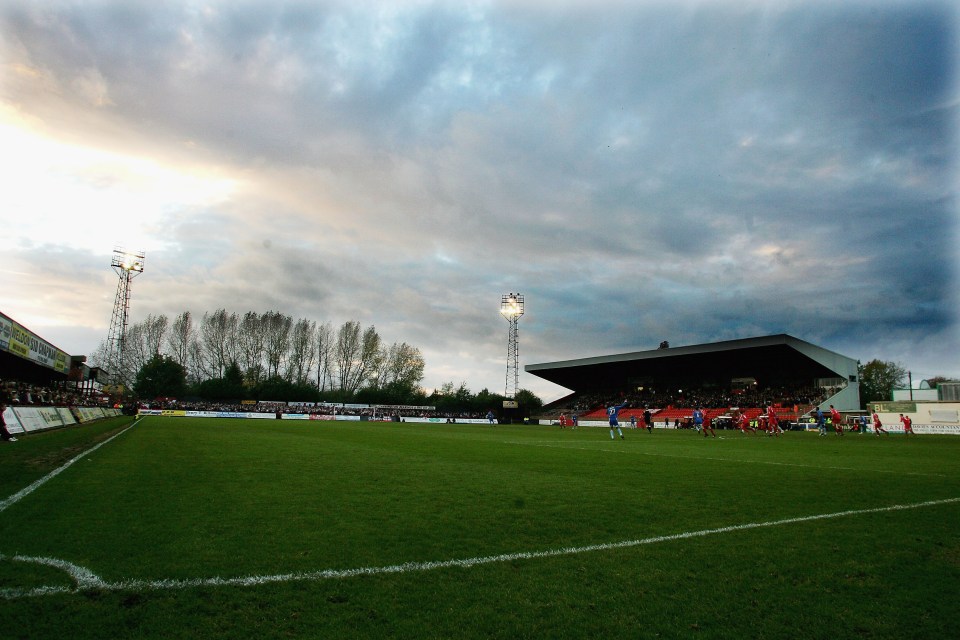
top-left (0, 0), bottom-right (956, 401)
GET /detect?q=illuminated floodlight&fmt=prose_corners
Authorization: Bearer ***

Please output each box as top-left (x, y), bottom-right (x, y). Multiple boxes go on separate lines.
top-left (105, 247), bottom-right (146, 388)
top-left (111, 248), bottom-right (145, 273)
top-left (500, 293), bottom-right (524, 320)
top-left (501, 293), bottom-right (524, 399)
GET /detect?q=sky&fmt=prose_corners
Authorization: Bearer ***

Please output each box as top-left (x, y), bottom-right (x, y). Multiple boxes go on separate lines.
top-left (0, 0), bottom-right (957, 403)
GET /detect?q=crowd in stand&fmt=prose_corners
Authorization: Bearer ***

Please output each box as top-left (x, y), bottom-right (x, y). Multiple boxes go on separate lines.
top-left (0, 383), bottom-right (487, 421)
top-left (140, 398), bottom-right (486, 420)
top-left (140, 400), bottom-right (283, 414)
top-left (547, 381), bottom-right (842, 420)
top-left (388, 408), bottom-right (485, 420)
top-left (1, 379), bottom-right (112, 408)
top-left (4, 376), bottom-right (841, 426)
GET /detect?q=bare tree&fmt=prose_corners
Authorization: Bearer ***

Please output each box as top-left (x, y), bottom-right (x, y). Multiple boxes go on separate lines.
top-left (199, 309), bottom-right (237, 379)
top-left (187, 338), bottom-right (206, 384)
top-left (263, 311), bottom-right (292, 378)
top-left (369, 343), bottom-right (391, 391)
top-left (122, 321), bottom-right (151, 381)
top-left (334, 320), bottom-right (362, 393)
top-left (116, 314), bottom-right (167, 382)
top-left (375, 342), bottom-right (425, 391)
top-left (143, 314), bottom-right (169, 357)
top-left (286, 317), bottom-right (317, 385)
top-left (222, 313), bottom-right (239, 370)
top-left (334, 321), bottom-right (383, 395)
top-left (89, 339), bottom-right (111, 370)
top-left (167, 311), bottom-right (194, 371)
top-left (315, 321), bottom-right (335, 392)
top-left (237, 311), bottom-right (266, 385)
top-left (359, 325), bottom-right (383, 390)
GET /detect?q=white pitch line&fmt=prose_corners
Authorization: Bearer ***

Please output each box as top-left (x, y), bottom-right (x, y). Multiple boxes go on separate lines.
top-left (0, 419), bottom-right (140, 514)
top-left (0, 553), bottom-right (106, 592)
top-left (1, 496), bottom-right (957, 600)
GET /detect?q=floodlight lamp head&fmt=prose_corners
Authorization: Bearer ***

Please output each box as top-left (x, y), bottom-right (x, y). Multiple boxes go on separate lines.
top-left (121, 255), bottom-right (144, 272)
top-left (500, 293), bottom-right (524, 320)
top-left (111, 248), bottom-right (145, 273)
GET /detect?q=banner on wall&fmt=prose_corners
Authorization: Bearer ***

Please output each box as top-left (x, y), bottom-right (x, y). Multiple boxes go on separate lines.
top-left (915, 424), bottom-right (960, 435)
top-left (872, 401), bottom-right (918, 414)
top-left (2, 406), bottom-right (25, 434)
top-left (3, 405), bottom-right (119, 434)
top-left (0, 316), bottom-right (11, 351)
top-left (73, 406), bottom-right (108, 422)
top-left (56, 407), bottom-right (78, 426)
top-left (0, 312), bottom-right (71, 375)
top-left (13, 407), bottom-right (65, 432)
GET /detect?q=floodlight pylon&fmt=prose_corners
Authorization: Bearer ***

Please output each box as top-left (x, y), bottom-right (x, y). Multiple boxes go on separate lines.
top-left (500, 293), bottom-right (524, 399)
top-left (105, 247), bottom-right (145, 387)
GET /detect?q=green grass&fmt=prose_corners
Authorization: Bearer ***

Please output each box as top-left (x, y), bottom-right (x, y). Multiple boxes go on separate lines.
top-left (1, 418), bottom-right (958, 639)
top-left (0, 416), bottom-right (135, 497)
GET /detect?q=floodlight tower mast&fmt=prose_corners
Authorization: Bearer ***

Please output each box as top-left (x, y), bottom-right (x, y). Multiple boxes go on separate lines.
top-left (106, 247), bottom-right (145, 386)
top-left (500, 293), bottom-right (524, 399)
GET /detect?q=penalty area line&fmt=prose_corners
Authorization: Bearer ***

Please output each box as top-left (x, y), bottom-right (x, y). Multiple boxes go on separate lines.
top-left (2, 496), bottom-right (958, 599)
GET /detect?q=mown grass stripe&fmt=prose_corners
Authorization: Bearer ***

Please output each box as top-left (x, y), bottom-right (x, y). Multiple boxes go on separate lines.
top-left (510, 440), bottom-right (950, 477)
top-left (2, 496), bottom-right (956, 600)
top-left (0, 419), bottom-right (140, 514)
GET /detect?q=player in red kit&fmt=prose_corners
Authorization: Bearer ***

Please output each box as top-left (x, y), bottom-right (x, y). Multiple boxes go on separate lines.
top-left (899, 414), bottom-right (914, 435)
top-left (873, 412), bottom-right (888, 436)
top-left (829, 405), bottom-right (843, 436)
top-left (766, 405), bottom-right (782, 437)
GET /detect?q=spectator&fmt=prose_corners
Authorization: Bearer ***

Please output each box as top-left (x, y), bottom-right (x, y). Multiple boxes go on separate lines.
top-left (1, 400), bottom-right (17, 442)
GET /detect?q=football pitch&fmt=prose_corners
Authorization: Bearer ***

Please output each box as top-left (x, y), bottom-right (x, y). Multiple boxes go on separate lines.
top-left (1, 416), bottom-right (958, 639)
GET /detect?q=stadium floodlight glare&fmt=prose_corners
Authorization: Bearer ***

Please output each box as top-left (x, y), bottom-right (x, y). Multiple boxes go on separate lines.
top-left (500, 294), bottom-right (524, 320)
top-left (501, 293), bottom-right (524, 399)
top-left (105, 247), bottom-right (146, 390)
top-left (112, 249), bottom-right (145, 273)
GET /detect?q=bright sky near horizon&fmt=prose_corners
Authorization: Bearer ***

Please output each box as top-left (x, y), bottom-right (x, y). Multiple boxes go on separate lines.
top-left (1, 0), bottom-right (957, 402)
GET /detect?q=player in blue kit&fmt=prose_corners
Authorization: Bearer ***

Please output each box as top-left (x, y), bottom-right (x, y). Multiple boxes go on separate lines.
top-left (607, 400), bottom-right (627, 440)
top-left (693, 407), bottom-right (715, 438)
top-left (814, 406), bottom-right (826, 436)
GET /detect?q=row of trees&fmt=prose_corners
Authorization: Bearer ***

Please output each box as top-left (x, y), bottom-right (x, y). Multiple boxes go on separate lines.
top-left (96, 310), bottom-right (424, 400)
top-left (132, 352), bottom-right (542, 414)
top-left (98, 309), bottom-right (544, 413)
